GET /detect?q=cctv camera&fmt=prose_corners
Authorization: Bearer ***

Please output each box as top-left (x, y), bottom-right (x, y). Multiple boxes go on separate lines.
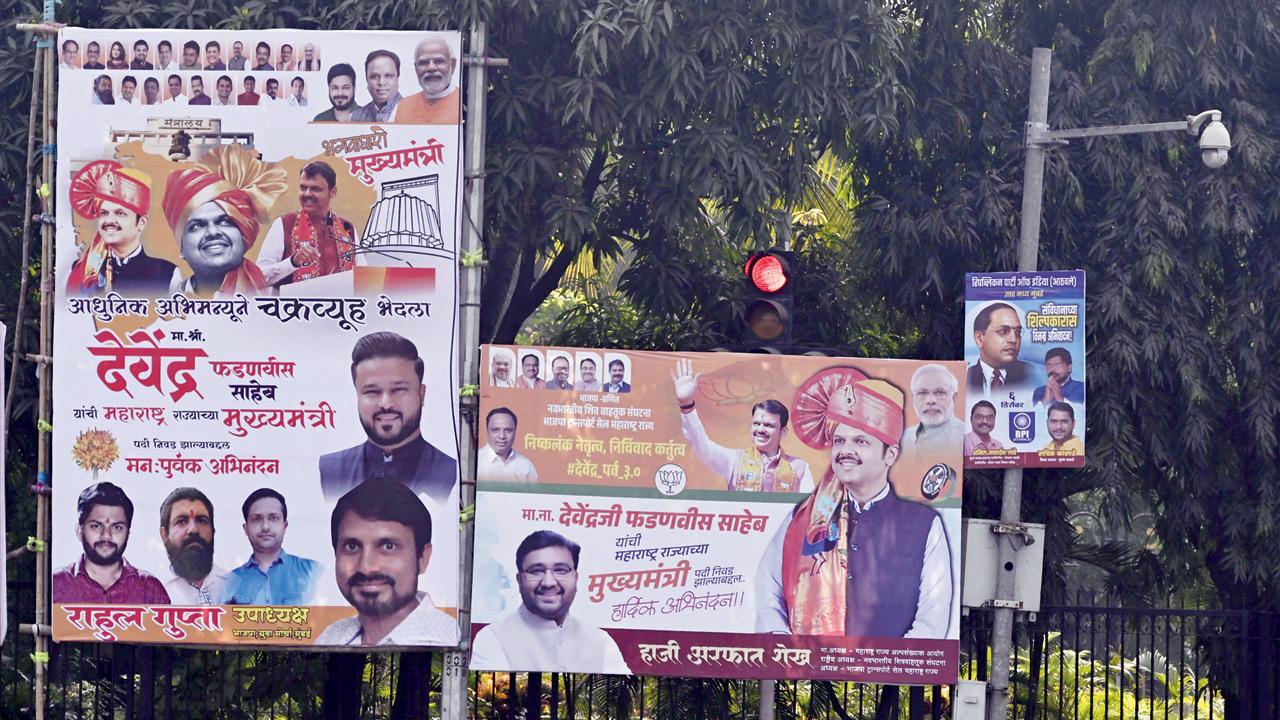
top-left (1197, 118), bottom-right (1230, 169)
top-left (1201, 147), bottom-right (1229, 169)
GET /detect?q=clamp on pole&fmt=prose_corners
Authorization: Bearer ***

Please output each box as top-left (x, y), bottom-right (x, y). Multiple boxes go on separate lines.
top-left (462, 54), bottom-right (509, 68)
top-left (990, 521), bottom-right (1037, 550)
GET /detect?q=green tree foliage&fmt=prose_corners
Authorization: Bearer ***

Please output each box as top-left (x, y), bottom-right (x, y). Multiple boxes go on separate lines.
top-left (841, 0), bottom-right (1280, 709)
top-left (480, 0), bottom-right (910, 343)
top-left (851, 0), bottom-right (1280, 591)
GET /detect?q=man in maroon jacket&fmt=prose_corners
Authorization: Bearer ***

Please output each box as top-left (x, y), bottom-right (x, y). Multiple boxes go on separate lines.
top-left (53, 482), bottom-right (170, 604)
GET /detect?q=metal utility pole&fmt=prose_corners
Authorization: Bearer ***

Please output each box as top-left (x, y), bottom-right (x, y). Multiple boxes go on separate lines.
top-left (987, 46), bottom-right (1229, 717)
top-left (441, 20), bottom-right (505, 720)
top-left (985, 45), bottom-right (1049, 720)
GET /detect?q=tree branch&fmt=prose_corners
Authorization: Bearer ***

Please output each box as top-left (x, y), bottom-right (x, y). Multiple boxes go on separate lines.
top-left (493, 142), bottom-right (610, 341)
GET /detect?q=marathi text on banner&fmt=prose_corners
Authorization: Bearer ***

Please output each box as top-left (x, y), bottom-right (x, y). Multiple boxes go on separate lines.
top-left (471, 346), bottom-right (963, 683)
top-left (962, 271), bottom-right (1087, 469)
top-left (52, 28), bottom-right (464, 647)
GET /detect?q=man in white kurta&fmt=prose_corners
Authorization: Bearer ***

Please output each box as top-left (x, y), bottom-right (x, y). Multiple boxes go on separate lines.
top-left (899, 363), bottom-right (966, 458)
top-left (316, 591), bottom-right (455, 645)
top-left (672, 358), bottom-right (813, 493)
top-left (470, 603), bottom-right (627, 672)
top-left (470, 531), bottom-right (628, 673)
top-left (477, 408), bottom-right (538, 483)
top-left (163, 564), bottom-right (230, 605)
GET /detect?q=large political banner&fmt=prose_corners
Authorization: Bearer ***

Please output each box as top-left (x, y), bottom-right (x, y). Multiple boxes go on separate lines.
top-left (51, 28), bottom-right (463, 647)
top-left (471, 347), bottom-right (962, 683)
top-left (963, 271), bottom-right (1086, 469)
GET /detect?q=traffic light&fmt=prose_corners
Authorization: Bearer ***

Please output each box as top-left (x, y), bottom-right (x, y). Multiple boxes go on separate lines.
top-left (742, 249), bottom-right (795, 350)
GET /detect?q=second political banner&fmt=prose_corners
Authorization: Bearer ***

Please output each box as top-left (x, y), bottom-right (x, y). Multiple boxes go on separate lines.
top-left (472, 347), bottom-right (963, 683)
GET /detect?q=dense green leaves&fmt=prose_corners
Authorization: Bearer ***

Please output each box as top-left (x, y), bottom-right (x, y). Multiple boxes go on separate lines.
top-left (841, 6), bottom-right (1280, 706)
top-left (480, 0), bottom-right (908, 341)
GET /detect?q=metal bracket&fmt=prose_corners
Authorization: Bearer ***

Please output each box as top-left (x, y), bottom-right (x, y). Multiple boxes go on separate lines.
top-left (990, 521), bottom-right (1037, 550)
top-left (462, 54), bottom-right (509, 68)
top-left (1025, 121), bottom-right (1067, 149)
top-left (990, 522), bottom-right (1029, 535)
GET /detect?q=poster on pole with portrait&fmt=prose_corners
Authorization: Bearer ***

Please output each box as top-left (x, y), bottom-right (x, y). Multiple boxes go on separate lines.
top-left (471, 346), bottom-right (963, 683)
top-left (962, 271), bottom-right (1086, 469)
top-left (51, 28), bottom-right (463, 647)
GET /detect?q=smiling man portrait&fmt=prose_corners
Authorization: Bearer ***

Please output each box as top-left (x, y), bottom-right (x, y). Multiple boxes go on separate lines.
top-left (316, 479), bottom-right (454, 646)
top-left (67, 160), bottom-right (176, 297)
top-left (319, 331), bottom-right (458, 503)
top-left (470, 530), bottom-right (628, 672)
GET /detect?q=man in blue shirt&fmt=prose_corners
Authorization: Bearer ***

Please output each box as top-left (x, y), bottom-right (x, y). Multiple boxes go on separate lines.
top-left (1032, 348), bottom-right (1085, 407)
top-left (228, 488), bottom-right (322, 605)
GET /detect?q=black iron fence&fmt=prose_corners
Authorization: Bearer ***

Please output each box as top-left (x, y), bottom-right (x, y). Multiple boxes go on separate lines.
top-left (3, 579), bottom-right (1273, 719)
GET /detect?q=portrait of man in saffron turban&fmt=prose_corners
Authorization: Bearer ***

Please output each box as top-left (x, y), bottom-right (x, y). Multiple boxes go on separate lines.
top-left (161, 144), bottom-right (287, 298)
top-left (66, 160), bottom-right (176, 297)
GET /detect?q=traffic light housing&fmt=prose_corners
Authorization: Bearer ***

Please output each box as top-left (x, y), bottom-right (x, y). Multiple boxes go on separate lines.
top-left (742, 249), bottom-right (795, 350)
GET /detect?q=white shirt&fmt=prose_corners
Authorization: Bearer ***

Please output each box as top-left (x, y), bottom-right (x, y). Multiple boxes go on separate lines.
top-left (754, 483), bottom-right (953, 639)
top-left (900, 416), bottom-right (966, 456)
top-left (315, 592), bottom-right (456, 646)
top-left (213, 96), bottom-right (235, 106)
top-left (157, 60), bottom-right (178, 71)
top-left (163, 563), bottom-right (230, 605)
top-left (680, 408), bottom-right (814, 492)
top-left (471, 605), bottom-right (629, 674)
top-left (161, 94), bottom-right (188, 106)
top-left (287, 95), bottom-right (307, 107)
top-left (477, 445), bottom-right (538, 483)
top-left (257, 216), bottom-right (299, 287)
top-left (119, 95), bottom-right (135, 105)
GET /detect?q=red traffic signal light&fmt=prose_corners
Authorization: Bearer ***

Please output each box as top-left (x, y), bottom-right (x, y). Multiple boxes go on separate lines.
top-left (745, 252), bottom-right (792, 293)
top-left (742, 250), bottom-right (796, 349)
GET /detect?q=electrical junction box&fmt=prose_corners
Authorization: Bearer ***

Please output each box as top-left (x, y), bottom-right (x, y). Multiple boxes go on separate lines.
top-left (952, 680), bottom-right (987, 719)
top-left (960, 518), bottom-right (1045, 613)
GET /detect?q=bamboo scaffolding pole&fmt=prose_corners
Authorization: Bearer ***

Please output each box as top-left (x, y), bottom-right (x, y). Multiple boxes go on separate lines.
top-left (5, 45), bottom-right (43, 423)
top-left (33, 26), bottom-right (55, 720)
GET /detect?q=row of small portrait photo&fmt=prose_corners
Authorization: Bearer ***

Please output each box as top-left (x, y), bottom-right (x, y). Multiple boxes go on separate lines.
top-left (964, 399), bottom-right (1084, 457)
top-left (489, 349), bottom-right (633, 393)
top-left (60, 37), bottom-right (322, 73)
top-left (306, 42), bottom-right (459, 124)
top-left (63, 32), bottom-right (462, 125)
top-left (87, 72), bottom-right (311, 107)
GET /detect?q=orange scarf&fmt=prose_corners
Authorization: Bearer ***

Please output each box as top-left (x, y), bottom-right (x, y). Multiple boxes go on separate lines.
top-left (780, 470), bottom-right (848, 635)
top-left (734, 447), bottom-right (799, 492)
top-left (67, 241), bottom-right (112, 295)
top-left (291, 212), bottom-right (353, 282)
